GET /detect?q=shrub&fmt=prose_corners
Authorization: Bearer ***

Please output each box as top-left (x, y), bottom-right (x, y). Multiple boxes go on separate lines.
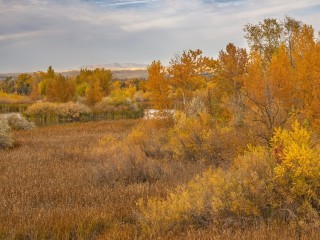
top-left (138, 146), bottom-right (275, 235)
top-left (56, 102), bottom-right (91, 119)
top-left (24, 102), bottom-right (92, 120)
top-left (0, 92), bottom-right (31, 104)
top-left (271, 121), bottom-right (320, 220)
top-left (138, 122), bottom-right (320, 235)
top-left (7, 114), bottom-right (35, 130)
top-left (126, 119), bottom-right (173, 159)
top-left (99, 137), bottom-right (164, 185)
top-left (0, 117), bottom-right (13, 149)
top-left (168, 111), bottom-right (248, 165)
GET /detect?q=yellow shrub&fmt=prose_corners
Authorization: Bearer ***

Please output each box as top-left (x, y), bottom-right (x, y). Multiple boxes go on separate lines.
top-left (271, 121), bottom-right (320, 216)
top-left (0, 92), bottom-right (31, 104)
top-left (168, 111), bottom-right (246, 164)
top-left (210, 146), bottom-right (276, 218)
top-left (126, 119), bottom-right (173, 158)
top-left (138, 123), bottom-right (320, 234)
top-left (138, 146), bottom-right (276, 235)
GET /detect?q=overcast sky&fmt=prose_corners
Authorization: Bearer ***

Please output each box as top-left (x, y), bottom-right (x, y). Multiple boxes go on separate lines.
top-left (0, 0), bottom-right (319, 73)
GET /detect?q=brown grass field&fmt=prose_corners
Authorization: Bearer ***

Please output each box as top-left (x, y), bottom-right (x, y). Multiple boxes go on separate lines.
top-left (0, 120), bottom-right (319, 239)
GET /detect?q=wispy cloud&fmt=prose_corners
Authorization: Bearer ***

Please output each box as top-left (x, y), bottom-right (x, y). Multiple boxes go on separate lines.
top-left (0, 0), bottom-right (319, 72)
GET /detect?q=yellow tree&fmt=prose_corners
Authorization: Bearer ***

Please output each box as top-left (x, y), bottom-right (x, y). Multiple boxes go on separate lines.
top-left (14, 74), bottom-right (33, 95)
top-left (93, 68), bottom-right (112, 95)
top-left (168, 49), bottom-right (210, 109)
top-left (46, 75), bottom-right (76, 102)
top-left (243, 51), bottom-right (282, 140)
top-left (145, 60), bottom-right (172, 109)
top-left (268, 44), bottom-right (295, 110)
top-left (38, 66), bottom-right (56, 96)
top-left (77, 68), bottom-right (112, 96)
top-left (85, 79), bottom-right (103, 106)
top-left (290, 24), bottom-right (320, 126)
top-left (215, 43), bottom-right (248, 125)
top-left (242, 17), bottom-right (311, 139)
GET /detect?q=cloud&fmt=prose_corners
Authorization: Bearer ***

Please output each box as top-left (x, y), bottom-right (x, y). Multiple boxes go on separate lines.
top-left (0, 0), bottom-right (319, 72)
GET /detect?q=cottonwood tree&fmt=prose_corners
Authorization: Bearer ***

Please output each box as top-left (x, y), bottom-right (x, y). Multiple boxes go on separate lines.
top-left (46, 75), bottom-right (76, 102)
top-left (168, 49), bottom-right (210, 109)
top-left (85, 79), bottom-right (103, 105)
top-left (15, 74), bottom-right (33, 95)
top-left (145, 60), bottom-right (172, 109)
top-left (215, 43), bottom-right (248, 125)
top-left (77, 68), bottom-right (112, 96)
top-left (241, 17), bottom-right (320, 139)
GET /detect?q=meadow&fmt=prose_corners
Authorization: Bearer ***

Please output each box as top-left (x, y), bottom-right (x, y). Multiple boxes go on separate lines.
top-left (0, 120), bottom-right (200, 239)
top-left (0, 119), bottom-right (319, 239)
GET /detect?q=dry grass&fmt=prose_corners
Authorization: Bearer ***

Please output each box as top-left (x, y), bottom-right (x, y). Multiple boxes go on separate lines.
top-left (0, 120), bottom-right (202, 239)
top-left (0, 119), bottom-right (319, 239)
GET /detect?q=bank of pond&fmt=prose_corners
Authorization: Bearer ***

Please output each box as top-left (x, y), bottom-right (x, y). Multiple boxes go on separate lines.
top-left (0, 103), bottom-right (144, 126)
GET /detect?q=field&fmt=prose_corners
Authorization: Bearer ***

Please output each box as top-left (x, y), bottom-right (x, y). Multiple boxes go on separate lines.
top-left (0, 120), bottom-right (319, 239)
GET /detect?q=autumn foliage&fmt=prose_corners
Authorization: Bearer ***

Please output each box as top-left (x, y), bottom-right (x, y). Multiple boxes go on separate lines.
top-left (1, 16), bottom-right (320, 239)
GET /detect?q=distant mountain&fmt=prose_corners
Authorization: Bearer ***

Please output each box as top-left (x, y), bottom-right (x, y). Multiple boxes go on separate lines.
top-left (0, 63), bottom-right (149, 80)
top-left (61, 69), bottom-right (148, 80)
top-left (80, 63), bottom-right (147, 70)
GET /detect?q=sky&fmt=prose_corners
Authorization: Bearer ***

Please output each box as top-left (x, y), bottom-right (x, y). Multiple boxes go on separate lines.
top-left (0, 0), bottom-right (320, 73)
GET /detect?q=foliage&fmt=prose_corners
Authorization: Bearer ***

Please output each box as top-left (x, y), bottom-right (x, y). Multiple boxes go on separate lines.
top-left (78, 68), bottom-right (112, 95)
top-left (85, 80), bottom-right (104, 106)
top-left (0, 92), bottom-right (31, 104)
top-left (15, 74), bottom-right (33, 95)
top-left (138, 122), bottom-right (320, 234)
top-left (145, 60), bottom-right (172, 109)
top-left (0, 77), bottom-right (15, 94)
top-left (126, 119), bottom-right (173, 158)
top-left (7, 114), bottom-right (35, 130)
top-left (25, 102), bottom-right (92, 120)
top-left (168, 110), bottom-right (247, 164)
top-left (168, 49), bottom-right (211, 109)
top-left (271, 121), bottom-right (320, 218)
top-left (214, 43), bottom-right (247, 126)
top-left (75, 82), bottom-right (88, 97)
top-left (46, 75), bottom-right (76, 103)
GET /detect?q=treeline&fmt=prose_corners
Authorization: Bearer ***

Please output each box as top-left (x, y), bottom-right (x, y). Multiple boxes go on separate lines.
top-left (0, 67), bottom-right (145, 105)
top-left (0, 67), bottom-right (147, 122)
top-left (145, 17), bottom-right (320, 139)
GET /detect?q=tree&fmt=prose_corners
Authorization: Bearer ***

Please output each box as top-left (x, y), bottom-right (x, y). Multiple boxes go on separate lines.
top-left (94, 68), bottom-right (112, 95)
top-left (168, 49), bottom-right (210, 109)
top-left (244, 18), bottom-right (283, 62)
top-left (15, 74), bottom-right (33, 95)
top-left (145, 60), bottom-right (172, 109)
top-left (46, 75), bottom-right (75, 102)
top-left (241, 17), bottom-right (318, 139)
top-left (77, 68), bottom-right (112, 96)
top-left (0, 77), bottom-right (15, 93)
top-left (38, 66), bottom-right (56, 96)
top-left (215, 43), bottom-right (248, 125)
top-left (85, 79), bottom-right (103, 105)
top-left (290, 24), bottom-right (320, 128)
top-left (29, 72), bottom-right (44, 101)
